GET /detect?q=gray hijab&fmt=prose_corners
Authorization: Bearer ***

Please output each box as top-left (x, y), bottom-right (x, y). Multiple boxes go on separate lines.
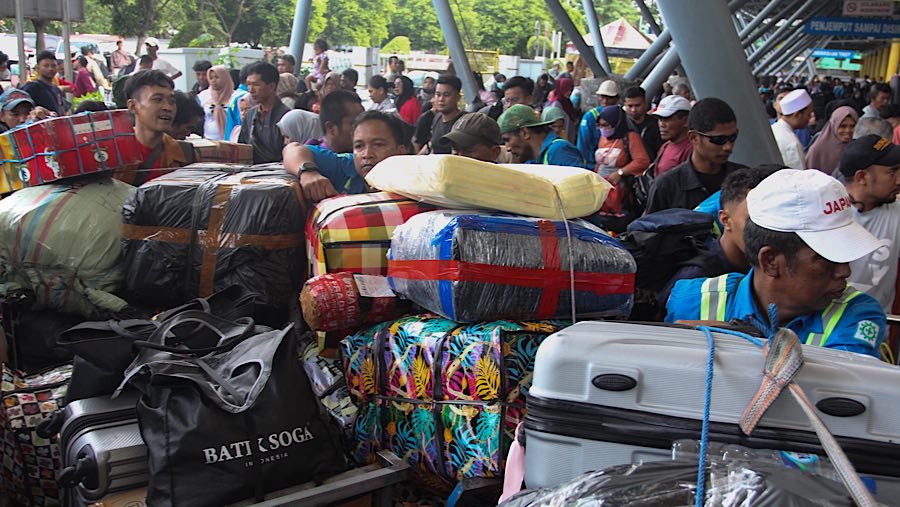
top-left (277, 109), bottom-right (323, 143)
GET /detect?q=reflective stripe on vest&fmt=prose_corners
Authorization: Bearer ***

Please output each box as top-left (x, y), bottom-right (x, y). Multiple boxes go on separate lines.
top-left (805, 286), bottom-right (863, 347)
top-left (542, 138), bottom-right (569, 164)
top-left (699, 274), bottom-right (730, 321)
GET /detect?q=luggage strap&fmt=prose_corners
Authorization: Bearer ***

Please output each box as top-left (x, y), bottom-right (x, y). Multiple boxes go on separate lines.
top-left (694, 322), bottom-right (878, 507)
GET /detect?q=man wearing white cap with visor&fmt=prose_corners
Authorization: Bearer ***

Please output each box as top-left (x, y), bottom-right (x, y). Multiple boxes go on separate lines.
top-left (666, 169), bottom-right (887, 357)
top-left (771, 89), bottom-right (813, 169)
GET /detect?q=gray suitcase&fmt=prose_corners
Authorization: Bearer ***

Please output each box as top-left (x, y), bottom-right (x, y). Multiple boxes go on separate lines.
top-left (524, 321), bottom-right (900, 496)
top-left (58, 390), bottom-right (148, 505)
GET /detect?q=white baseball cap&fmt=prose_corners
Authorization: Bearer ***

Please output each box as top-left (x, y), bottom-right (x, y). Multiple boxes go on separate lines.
top-left (746, 169), bottom-right (883, 263)
top-left (779, 89), bottom-right (812, 115)
top-left (144, 37), bottom-right (160, 47)
top-left (596, 80), bottom-right (619, 97)
top-left (652, 95), bottom-right (692, 117)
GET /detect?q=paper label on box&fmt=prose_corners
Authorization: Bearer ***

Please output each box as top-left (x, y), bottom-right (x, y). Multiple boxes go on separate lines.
top-left (73, 119), bottom-right (112, 135)
top-left (353, 274), bottom-right (396, 298)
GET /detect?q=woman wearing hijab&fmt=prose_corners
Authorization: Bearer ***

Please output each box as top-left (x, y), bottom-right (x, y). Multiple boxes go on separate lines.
top-left (277, 109), bottom-right (323, 145)
top-left (394, 75), bottom-right (421, 125)
top-left (198, 65), bottom-right (235, 141)
top-left (805, 106), bottom-right (859, 174)
top-left (545, 77), bottom-right (577, 142)
top-left (594, 104), bottom-right (650, 221)
top-left (277, 73), bottom-right (301, 109)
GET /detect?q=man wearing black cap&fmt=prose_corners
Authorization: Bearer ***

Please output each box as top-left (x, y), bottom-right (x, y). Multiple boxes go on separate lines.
top-left (839, 134), bottom-right (900, 313)
top-left (440, 112), bottom-right (504, 163)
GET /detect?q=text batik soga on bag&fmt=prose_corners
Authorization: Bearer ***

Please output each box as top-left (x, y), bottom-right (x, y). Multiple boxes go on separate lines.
top-left (342, 315), bottom-right (567, 489)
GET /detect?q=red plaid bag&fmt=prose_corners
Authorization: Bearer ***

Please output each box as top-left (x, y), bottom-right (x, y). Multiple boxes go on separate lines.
top-left (0, 363), bottom-right (71, 506)
top-left (306, 192), bottom-right (435, 277)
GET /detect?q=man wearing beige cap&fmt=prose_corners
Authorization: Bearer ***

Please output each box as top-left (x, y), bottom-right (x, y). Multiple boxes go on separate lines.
top-left (142, 37), bottom-right (182, 80)
top-left (576, 79), bottom-right (620, 166)
top-left (771, 89), bottom-right (812, 169)
top-left (666, 169), bottom-right (887, 357)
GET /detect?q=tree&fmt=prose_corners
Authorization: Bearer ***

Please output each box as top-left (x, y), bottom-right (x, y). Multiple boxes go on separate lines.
top-left (99, 0), bottom-right (176, 53)
top-left (389, 0), bottom-right (443, 52)
top-left (382, 36), bottom-right (411, 54)
top-left (321, 0), bottom-right (396, 47)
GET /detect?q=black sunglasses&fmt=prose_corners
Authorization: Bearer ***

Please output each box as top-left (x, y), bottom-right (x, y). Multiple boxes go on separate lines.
top-left (693, 130), bottom-right (739, 145)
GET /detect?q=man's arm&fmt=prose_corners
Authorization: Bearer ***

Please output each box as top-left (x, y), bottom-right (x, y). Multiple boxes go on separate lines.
top-left (283, 142), bottom-right (339, 203)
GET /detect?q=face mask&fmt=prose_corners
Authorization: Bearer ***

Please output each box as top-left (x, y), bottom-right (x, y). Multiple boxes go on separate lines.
top-left (600, 127), bottom-right (616, 138)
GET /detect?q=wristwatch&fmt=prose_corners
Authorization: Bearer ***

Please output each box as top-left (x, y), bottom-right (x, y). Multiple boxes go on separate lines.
top-left (298, 162), bottom-right (320, 175)
top-left (617, 169), bottom-right (625, 177)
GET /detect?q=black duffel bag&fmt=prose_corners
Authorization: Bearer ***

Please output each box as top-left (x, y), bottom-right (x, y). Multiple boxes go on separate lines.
top-left (118, 311), bottom-right (346, 506)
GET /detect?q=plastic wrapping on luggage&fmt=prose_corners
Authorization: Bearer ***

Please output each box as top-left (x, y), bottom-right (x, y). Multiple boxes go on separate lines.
top-left (121, 165), bottom-right (306, 310)
top-left (0, 178), bottom-right (135, 317)
top-left (299, 340), bottom-right (356, 431)
top-left (387, 211), bottom-right (636, 322)
top-left (365, 154), bottom-right (611, 219)
top-left (300, 272), bottom-right (414, 332)
top-left (499, 459), bottom-right (866, 506)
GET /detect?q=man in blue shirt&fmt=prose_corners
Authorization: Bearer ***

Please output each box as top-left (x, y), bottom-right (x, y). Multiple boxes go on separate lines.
top-left (576, 80), bottom-right (620, 166)
top-left (497, 104), bottom-right (585, 168)
top-left (283, 110), bottom-right (409, 203)
top-left (666, 169), bottom-right (887, 358)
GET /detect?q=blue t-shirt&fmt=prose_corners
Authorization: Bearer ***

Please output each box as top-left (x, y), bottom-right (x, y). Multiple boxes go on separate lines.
top-left (306, 145), bottom-right (367, 195)
top-left (665, 270), bottom-right (887, 357)
top-left (576, 106), bottom-right (602, 167)
top-left (529, 132), bottom-right (586, 168)
top-left (22, 80), bottom-right (65, 116)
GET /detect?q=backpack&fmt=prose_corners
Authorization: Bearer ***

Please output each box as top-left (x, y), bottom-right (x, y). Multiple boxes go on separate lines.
top-left (616, 209), bottom-right (715, 320)
top-left (111, 75), bottom-right (129, 108)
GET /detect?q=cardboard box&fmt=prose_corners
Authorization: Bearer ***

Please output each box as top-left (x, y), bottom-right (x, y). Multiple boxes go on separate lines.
top-left (186, 138), bottom-right (253, 164)
top-left (0, 109), bottom-right (142, 194)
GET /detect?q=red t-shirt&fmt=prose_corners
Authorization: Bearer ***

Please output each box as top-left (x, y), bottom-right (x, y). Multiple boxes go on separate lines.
top-left (655, 137), bottom-right (693, 177)
top-left (137, 141), bottom-right (166, 182)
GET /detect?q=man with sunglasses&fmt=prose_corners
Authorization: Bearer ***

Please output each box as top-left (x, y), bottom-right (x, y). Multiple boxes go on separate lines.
top-left (646, 98), bottom-right (746, 214)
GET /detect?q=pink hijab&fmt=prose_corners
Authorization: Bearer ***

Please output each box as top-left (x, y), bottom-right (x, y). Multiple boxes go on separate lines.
top-left (207, 65), bottom-right (235, 138)
top-left (805, 106), bottom-right (858, 174)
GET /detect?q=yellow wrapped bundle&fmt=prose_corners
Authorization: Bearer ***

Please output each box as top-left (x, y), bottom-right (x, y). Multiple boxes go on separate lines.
top-left (365, 154), bottom-right (611, 219)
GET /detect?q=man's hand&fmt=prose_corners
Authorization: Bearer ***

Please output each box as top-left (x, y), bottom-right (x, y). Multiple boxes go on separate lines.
top-left (29, 106), bottom-right (51, 121)
top-left (300, 170), bottom-right (338, 203)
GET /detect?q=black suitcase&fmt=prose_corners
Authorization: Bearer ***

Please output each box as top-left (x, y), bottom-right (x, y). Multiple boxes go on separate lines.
top-left (58, 390), bottom-right (147, 505)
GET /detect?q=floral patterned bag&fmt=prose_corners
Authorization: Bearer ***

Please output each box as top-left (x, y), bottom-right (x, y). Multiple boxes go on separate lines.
top-left (342, 315), bottom-right (566, 490)
top-left (0, 363), bottom-right (72, 506)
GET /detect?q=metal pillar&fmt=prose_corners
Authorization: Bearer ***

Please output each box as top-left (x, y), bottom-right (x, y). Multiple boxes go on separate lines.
top-left (288, 0), bottom-right (312, 76)
top-left (741, 0), bottom-right (807, 52)
top-left (738, 0), bottom-right (789, 46)
top-left (887, 39), bottom-right (900, 81)
top-left (747, 0), bottom-right (820, 66)
top-left (625, 30), bottom-right (672, 80)
top-left (546, 0), bottom-right (607, 78)
top-left (581, 0), bottom-right (612, 75)
top-left (754, 31), bottom-right (811, 75)
top-left (640, 43), bottom-right (682, 94)
top-left (61, 0), bottom-right (73, 83)
top-left (658, 0), bottom-right (783, 166)
top-left (14, 0), bottom-right (26, 84)
top-left (635, 0), bottom-right (662, 36)
top-left (760, 35), bottom-right (818, 76)
top-left (432, 0), bottom-right (480, 105)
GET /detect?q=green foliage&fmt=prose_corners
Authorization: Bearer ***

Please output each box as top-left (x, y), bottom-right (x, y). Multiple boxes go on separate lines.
top-left (389, 0), bottom-right (443, 52)
top-left (73, 0), bottom-right (113, 34)
top-left (526, 36), bottom-right (553, 58)
top-left (382, 36), bottom-right (411, 54)
top-left (321, 0), bottom-right (396, 47)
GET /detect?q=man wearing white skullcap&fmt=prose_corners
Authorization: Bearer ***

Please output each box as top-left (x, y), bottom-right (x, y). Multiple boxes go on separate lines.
top-left (771, 89), bottom-right (813, 170)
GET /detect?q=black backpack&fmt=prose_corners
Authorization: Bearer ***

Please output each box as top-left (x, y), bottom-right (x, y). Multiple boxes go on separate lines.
top-left (617, 209), bottom-right (715, 320)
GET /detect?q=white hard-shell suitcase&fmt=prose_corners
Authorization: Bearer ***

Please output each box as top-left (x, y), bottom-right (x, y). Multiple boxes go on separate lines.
top-left (524, 321), bottom-right (900, 496)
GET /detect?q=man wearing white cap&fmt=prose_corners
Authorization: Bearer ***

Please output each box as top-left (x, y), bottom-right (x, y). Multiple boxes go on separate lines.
top-left (142, 37), bottom-right (182, 80)
top-left (576, 79), bottom-right (620, 166)
top-left (651, 94), bottom-right (692, 177)
top-left (771, 89), bottom-right (813, 169)
top-left (666, 169), bottom-right (887, 357)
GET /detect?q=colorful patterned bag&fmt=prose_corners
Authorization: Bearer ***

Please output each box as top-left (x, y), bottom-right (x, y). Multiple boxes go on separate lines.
top-left (0, 363), bottom-right (72, 506)
top-left (306, 192), bottom-right (435, 277)
top-left (342, 315), bottom-right (567, 490)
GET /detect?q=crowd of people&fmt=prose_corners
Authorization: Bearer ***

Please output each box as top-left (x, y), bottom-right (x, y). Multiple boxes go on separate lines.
top-left (1, 38), bottom-right (897, 361)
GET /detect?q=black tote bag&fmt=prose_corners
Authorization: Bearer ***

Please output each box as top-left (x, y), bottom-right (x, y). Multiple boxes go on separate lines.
top-left (118, 311), bottom-right (346, 506)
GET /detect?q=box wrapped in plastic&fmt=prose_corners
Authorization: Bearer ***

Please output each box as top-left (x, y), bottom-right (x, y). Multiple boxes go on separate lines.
top-left (121, 164), bottom-right (305, 310)
top-left (300, 272), bottom-right (414, 332)
top-left (500, 460), bottom-right (868, 506)
top-left (365, 154), bottom-right (611, 219)
top-left (0, 178), bottom-right (134, 317)
top-left (341, 314), bottom-right (568, 489)
top-left (387, 211), bottom-right (636, 322)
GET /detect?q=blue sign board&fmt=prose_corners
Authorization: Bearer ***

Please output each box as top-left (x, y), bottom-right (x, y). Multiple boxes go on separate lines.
top-left (812, 49), bottom-right (860, 59)
top-left (805, 17), bottom-right (900, 38)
